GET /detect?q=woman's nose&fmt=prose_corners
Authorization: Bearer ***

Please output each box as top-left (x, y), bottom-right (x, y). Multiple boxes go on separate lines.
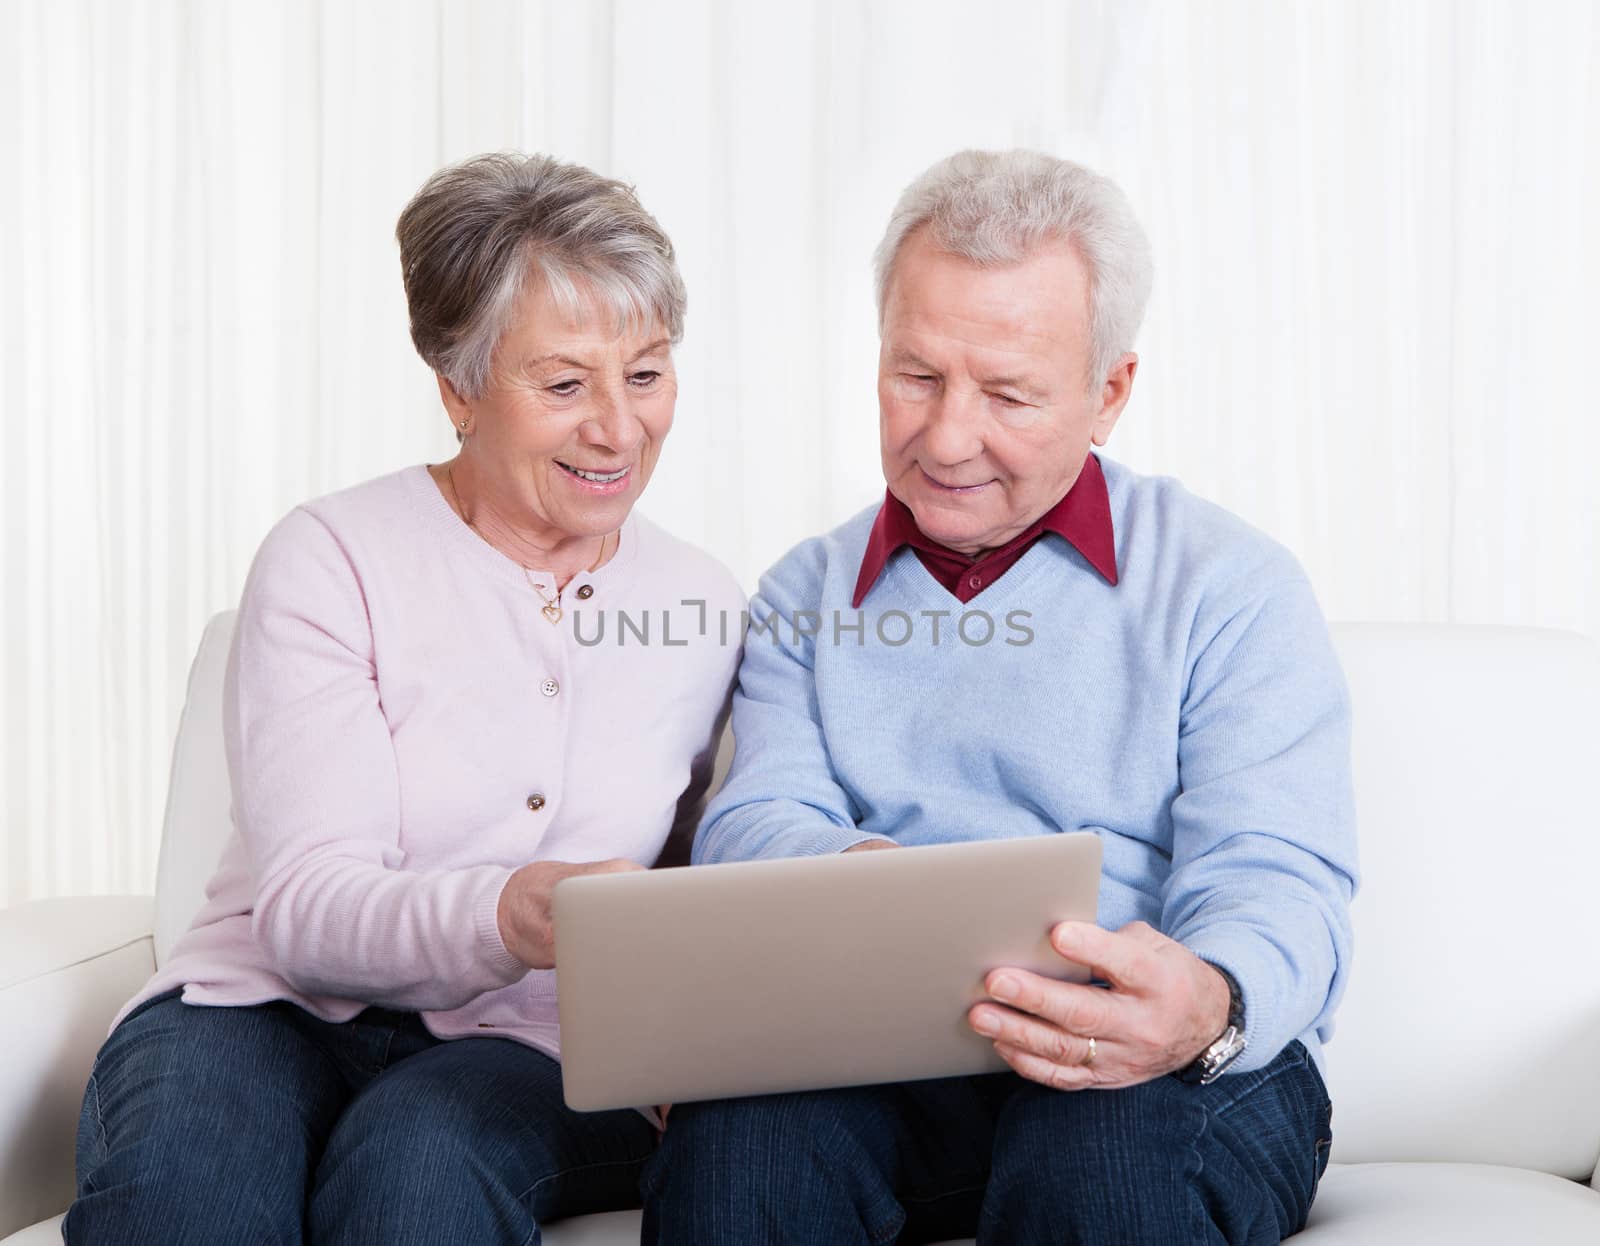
top-left (582, 384), bottom-right (645, 451)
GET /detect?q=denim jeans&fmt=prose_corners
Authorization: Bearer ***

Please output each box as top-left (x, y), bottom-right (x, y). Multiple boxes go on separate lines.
top-left (67, 989), bottom-right (657, 1245)
top-left (643, 1041), bottom-right (1333, 1245)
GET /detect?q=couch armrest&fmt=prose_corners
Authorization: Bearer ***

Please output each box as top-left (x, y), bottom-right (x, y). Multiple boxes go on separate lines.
top-left (0, 896), bottom-right (155, 1238)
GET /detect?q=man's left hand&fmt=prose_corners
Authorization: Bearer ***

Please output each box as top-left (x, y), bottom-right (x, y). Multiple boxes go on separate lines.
top-left (967, 920), bottom-right (1231, 1091)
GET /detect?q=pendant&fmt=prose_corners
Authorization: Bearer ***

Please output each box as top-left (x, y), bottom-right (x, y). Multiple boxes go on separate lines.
top-left (541, 603), bottom-right (563, 625)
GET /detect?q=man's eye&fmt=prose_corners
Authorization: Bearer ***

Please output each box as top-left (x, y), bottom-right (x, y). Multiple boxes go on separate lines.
top-left (992, 392), bottom-right (1028, 407)
top-left (903, 373), bottom-right (936, 385)
top-left (628, 371), bottom-right (661, 389)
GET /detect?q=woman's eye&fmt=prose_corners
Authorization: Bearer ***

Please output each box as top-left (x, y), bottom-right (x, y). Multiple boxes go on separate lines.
top-left (628, 371), bottom-right (660, 389)
top-left (549, 381), bottom-right (581, 397)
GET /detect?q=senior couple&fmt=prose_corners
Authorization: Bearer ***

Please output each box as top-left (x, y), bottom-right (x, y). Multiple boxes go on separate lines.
top-left (67, 149), bottom-right (1356, 1245)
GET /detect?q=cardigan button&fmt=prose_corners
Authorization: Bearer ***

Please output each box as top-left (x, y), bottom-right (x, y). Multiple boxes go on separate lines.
top-left (575, 584), bottom-right (594, 600)
top-left (526, 793), bottom-right (546, 812)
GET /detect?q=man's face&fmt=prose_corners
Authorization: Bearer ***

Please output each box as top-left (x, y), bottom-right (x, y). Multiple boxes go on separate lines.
top-left (877, 228), bottom-right (1135, 557)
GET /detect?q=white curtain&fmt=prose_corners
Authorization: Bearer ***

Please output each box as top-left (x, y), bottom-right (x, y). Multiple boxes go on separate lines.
top-left (4, 0), bottom-right (1597, 903)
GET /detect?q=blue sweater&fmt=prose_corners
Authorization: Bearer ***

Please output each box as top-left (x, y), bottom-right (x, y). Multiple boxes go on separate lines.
top-left (696, 456), bottom-right (1359, 1073)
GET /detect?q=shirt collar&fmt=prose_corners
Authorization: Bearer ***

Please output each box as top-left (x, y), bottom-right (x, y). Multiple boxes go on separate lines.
top-left (852, 453), bottom-right (1118, 608)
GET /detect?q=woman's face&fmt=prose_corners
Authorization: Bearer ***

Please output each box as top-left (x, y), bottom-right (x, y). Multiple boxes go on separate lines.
top-left (454, 284), bottom-right (677, 543)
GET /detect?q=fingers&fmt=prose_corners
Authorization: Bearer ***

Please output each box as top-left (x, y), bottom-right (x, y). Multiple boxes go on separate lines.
top-left (1048, 920), bottom-right (1156, 989)
top-left (983, 969), bottom-right (1118, 1035)
top-left (560, 857), bottom-right (644, 880)
top-left (591, 857), bottom-right (645, 874)
top-left (969, 1002), bottom-right (1095, 1069)
top-left (992, 1040), bottom-right (1102, 1092)
top-left (978, 923), bottom-right (1204, 1092)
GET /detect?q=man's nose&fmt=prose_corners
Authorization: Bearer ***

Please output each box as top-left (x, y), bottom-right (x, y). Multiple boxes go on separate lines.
top-left (920, 387), bottom-right (984, 464)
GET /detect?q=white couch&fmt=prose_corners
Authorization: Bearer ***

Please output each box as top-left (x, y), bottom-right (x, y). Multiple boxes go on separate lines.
top-left (4, 614), bottom-right (1599, 1243)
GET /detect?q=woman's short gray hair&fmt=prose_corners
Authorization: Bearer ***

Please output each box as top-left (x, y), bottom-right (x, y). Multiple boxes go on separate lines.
top-left (873, 149), bottom-right (1153, 390)
top-left (397, 152), bottom-right (687, 399)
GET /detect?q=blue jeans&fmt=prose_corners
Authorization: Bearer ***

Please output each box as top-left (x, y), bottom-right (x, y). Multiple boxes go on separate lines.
top-left (643, 1041), bottom-right (1332, 1245)
top-left (67, 989), bottom-right (657, 1245)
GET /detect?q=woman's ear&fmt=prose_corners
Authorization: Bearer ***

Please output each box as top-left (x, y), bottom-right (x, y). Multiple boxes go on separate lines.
top-left (437, 373), bottom-right (472, 438)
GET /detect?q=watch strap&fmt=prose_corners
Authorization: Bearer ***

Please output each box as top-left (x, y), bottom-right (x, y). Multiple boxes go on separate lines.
top-left (1216, 965), bottom-right (1245, 1031)
top-left (1176, 963), bottom-right (1247, 1084)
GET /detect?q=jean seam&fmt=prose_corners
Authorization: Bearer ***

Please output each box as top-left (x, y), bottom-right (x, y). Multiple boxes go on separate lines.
top-left (1183, 1087), bottom-right (1212, 1245)
top-left (87, 1069), bottom-right (109, 1157)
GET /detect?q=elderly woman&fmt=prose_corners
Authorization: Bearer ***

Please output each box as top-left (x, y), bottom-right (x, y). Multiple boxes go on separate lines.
top-left (65, 154), bottom-right (743, 1244)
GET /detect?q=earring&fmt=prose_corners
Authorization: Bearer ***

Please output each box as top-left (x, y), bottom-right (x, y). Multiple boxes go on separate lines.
top-left (458, 420), bottom-right (469, 432)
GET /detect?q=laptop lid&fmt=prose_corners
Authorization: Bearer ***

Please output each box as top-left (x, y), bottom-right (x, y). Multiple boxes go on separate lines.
top-left (554, 832), bottom-right (1102, 1111)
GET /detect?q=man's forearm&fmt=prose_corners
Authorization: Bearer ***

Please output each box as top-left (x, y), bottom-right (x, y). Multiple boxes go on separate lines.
top-left (692, 799), bottom-right (872, 864)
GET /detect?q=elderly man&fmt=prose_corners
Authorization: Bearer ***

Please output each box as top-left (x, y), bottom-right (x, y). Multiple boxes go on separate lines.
top-left (643, 150), bottom-right (1357, 1245)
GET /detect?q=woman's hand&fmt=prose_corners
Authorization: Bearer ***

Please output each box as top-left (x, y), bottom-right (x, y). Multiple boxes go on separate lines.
top-left (496, 858), bottom-right (643, 969)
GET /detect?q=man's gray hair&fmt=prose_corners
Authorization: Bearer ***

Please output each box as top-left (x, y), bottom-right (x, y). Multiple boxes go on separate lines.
top-left (397, 152), bottom-right (687, 399)
top-left (873, 150), bottom-right (1153, 390)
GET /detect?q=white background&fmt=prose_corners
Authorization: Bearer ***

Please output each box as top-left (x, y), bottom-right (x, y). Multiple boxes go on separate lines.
top-left (3, 0), bottom-right (1597, 902)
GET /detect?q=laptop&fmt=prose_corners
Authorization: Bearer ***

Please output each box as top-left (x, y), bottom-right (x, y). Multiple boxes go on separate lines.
top-left (553, 832), bottom-right (1103, 1112)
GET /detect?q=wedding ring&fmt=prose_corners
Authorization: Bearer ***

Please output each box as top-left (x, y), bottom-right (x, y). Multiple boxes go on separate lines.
top-left (1083, 1036), bottom-right (1097, 1066)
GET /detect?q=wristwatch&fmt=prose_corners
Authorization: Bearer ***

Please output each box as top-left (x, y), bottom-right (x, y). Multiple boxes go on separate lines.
top-left (1177, 965), bottom-right (1248, 1085)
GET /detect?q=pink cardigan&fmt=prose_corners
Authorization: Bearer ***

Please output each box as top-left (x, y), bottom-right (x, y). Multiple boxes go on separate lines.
top-left (118, 465), bottom-right (744, 1065)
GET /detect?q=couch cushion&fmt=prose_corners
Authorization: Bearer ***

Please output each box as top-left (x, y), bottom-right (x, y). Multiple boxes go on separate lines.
top-left (151, 611), bottom-right (236, 968)
top-left (1325, 626), bottom-right (1600, 1176)
top-left (1293, 1162), bottom-right (1600, 1242)
top-left (17, 1168), bottom-right (1600, 1245)
top-left (0, 1215), bottom-right (60, 1245)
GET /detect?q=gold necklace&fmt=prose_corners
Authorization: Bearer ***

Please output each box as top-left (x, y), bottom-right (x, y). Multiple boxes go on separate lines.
top-left (524, 568), bottom-right (566, 625)
top-left (521, 535), bottom-right (611, 624)
top-left (446, 463), bottom-right (611, 625)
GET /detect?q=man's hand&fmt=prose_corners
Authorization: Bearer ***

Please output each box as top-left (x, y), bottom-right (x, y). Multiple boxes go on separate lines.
top-left (496, 858), bottom-right (643, 969)
top-left (967, 920), bottom-right (1231, 1091)
top-left (843, 839), bottom-right (900, 853)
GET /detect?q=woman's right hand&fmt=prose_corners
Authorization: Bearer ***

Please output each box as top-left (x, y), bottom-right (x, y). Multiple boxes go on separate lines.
top-left (496, 858), bottom-right (643, 969)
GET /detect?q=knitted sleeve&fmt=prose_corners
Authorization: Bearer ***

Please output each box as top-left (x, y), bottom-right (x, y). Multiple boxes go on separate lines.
top-left (228, 508), bottom-right (526, 1010)
top-left (1160, 570), bottom-right (1360, 1073)
top-left (693, 541), bottom-right (884, 863)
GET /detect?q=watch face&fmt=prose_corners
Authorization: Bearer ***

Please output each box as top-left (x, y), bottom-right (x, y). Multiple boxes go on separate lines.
top-left (1198, 1027), bottom-right (1248, 1084)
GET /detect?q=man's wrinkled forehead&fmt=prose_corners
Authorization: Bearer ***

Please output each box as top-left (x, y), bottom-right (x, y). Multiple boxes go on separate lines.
top-left (884, 231), bottom-right (1089, 318)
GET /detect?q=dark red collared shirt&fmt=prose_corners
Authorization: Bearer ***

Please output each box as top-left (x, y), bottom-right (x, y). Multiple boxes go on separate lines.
top-left (851, 453), bottom-right (1118, 608)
